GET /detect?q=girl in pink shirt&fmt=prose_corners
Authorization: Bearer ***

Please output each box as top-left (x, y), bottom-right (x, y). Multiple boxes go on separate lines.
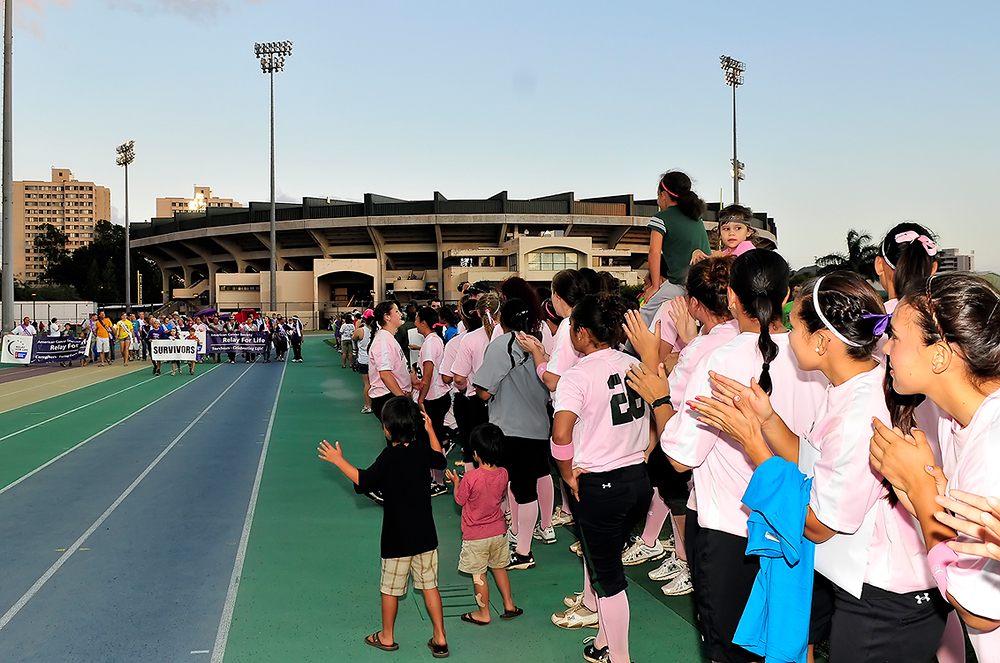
top-left (552, 293), bottom-right (653, 663)
top-left (452, 294), bottom-right (501, 471)
top-left (445, 296), bottom-right (481, 471)
top-left (690, 204), bottom-right (758, 264)
top-left (416, 306), bottom-right (451, 494)
top-left (693, 271), bottom-right (948, 662)
top-left (871, 273), bottom-right (1000, 663)
top-left (367, 301), bottom-right (412, 421)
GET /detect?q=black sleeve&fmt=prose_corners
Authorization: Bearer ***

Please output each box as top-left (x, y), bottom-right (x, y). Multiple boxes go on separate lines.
top-left (429, 448), bottom-right (447, 471)
top-left (354, 451), bottom-right (385, 494)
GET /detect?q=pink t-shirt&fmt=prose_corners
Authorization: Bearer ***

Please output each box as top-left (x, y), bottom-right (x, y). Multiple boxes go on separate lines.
top-left (662, 332), bottom-right (827, 537)
top-left (454, 466), bottom-right (509, 541)
top-left (450, 327), bottom-right (490, 398)
top-left (553, 348), bottom-right (649, 474)
top-left (938, 388), bottom-right (1000, 650)
top-left (650, 300), bottom-right (686, 353)
top-left (439, 329), bottom-right (465, 379)
top-left (418, 333), bottom-right (449, 401)
top-left (547, 318), bottom-right (583, 379)
top-left (723, 240), bottom-right (756, 257)
top-left (368, 328), bottom-right (412, 399)
top-left (800, 364), bottom-right (933, 597)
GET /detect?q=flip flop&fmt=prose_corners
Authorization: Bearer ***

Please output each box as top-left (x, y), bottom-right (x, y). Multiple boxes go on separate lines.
top-left (499, 607), bottom-right (523, 620)
top-left (364, 632), bottom-right (398, 652)
top-left (460, 612), bottom-right (489, 626)
top-left (427, 638), bottom-right (450, 658)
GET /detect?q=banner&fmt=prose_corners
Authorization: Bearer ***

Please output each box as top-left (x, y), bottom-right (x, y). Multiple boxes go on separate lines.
top-left (150, 339), bottom-right (199, 362)
top-left (31, 337), bottom-right (86, 364)
top-left (205, 331), bottom-right (268, 354)
top-left (1, 335), bottom-right (32, 364)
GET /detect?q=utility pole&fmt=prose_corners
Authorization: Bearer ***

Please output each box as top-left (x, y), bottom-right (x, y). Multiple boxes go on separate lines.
top-left (720, 55), bottom-right (746, 204)
top-left (116, 140), bottom-right (135, 311)
top-left (1, 0), bottom-right (13, 332)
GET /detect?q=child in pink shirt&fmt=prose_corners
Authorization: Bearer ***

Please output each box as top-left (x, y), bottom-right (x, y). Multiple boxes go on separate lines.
top-left (446, 423), bottom-right (522, 626)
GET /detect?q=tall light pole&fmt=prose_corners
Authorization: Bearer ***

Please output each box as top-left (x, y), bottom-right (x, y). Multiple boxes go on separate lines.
top-left (254, 40), bottom-right (292, 312)
top-left (116, 140), bottom-right (135, 312)
top-left (720, 55), bottom-right (745, 204)
top-left (1, 0), bottom-right (13, 333)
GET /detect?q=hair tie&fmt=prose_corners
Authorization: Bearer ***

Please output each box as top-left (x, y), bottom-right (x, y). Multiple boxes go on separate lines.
top-left (895, 231), bottom-right (937, 257)
top-left (753, 287), bottom-right (768, 296)
top-left (861, 312), bottom-right (892, 337)
top-left (660, 180), bottom-right (678, 198)
top-left (812, 276), bottom-right (863, 348)
top-left (761, 362), bottom-right (771, 370)
top-left (432, 323), bottom-right (446, 328)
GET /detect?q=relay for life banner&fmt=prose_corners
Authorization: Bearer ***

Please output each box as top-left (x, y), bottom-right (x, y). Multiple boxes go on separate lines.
top-left (205, 331), bottom-right (268, 354)
top-left (150, 339), bottom-right (199, 362)
top-left (1, 334), bottom-right (86, 364)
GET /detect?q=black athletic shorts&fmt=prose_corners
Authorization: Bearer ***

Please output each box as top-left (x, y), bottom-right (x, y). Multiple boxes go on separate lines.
top-left (501, 436), bottom-right (550, 503)
top-left (573, 463), bottom-right (652, 598)
top-left (646, 444), bottom-right (691, 513)
top-left (371, 394), bottom-right (393, 421)
top-left (422, 393), bottom-right (452, 444)
top-left (688, 523), bottom-right (760, 663)
top-left (812, 577), bottom-right (949, 663)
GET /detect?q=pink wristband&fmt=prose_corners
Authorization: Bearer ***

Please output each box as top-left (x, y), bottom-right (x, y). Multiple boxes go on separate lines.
top-left (550, 439), bottom-right (575, 461)
top-left (536, 361), bottom-right (548, 382)
top-left (927, 539), bottom-right (959, 597)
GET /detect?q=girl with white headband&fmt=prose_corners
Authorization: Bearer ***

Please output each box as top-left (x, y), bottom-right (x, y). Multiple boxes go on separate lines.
top-left (690, 270), bottom-right (949, 663)
top-left (875, 222), bottom-right (939, 311)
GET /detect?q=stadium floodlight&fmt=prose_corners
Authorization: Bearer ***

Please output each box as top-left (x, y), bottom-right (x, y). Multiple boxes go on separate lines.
top-left (116, 140), bottom-right (136, 311)
top-left (720, 55), bottom-right (746, 204)
top-left (2, 0), bottom-right (12, 333)
top-left (254, 40), bottom-right (293, 311)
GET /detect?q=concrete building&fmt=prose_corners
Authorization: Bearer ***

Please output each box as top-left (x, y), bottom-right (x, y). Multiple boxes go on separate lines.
top-left (155, 186), bottom-right (242, 219)
top-left (130, 191), bottom-right (778, 328)
top-left (936, 248), bottom-right (975, 273)
top-left (14, 168), bottom-right (111, 284)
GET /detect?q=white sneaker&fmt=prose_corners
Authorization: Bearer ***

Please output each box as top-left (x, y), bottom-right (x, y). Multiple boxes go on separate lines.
top-left (569, 540), bottom-right (583, 558)
top-left (564, 591), bottom-right (584, 608)
top-left (533, 524), bottom-right (557, 545)
top-left (621, 537), bottom-right (667, 566)
top-left (661, 569), bottom-right (693, 596)
top-left (551, 605), bottom-right (599, 629)
top-left (360, 406), bottom-right (372, 414)
top-left (551, 506), bottom-right (575, 527)
top-left (507, 527), bottom-right (518, 546)
top-left (647, 554), bottom-right (688, 582)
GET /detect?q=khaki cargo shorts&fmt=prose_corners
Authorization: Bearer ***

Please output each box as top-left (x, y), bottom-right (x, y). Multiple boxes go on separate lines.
top-left (458, 535), bottom-right (510, 575)
top-left (380, 549), bottom-right (438, 597)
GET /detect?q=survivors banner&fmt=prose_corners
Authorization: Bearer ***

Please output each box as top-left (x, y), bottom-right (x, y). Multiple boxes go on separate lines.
top-left (32, 337), bottom-right (86, 364)
top-left (205, 331), bottom-right (268, 354)
top-left (150, 339), bottom-right (199, 362)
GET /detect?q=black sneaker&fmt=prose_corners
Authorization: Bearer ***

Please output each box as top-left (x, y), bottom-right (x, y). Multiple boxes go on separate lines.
top-left (583, 637), bottom-right (608, 663)
top-left (430, 483), bottom-right (448, 498)
top-left (507, 551), bottom-right (535, 570)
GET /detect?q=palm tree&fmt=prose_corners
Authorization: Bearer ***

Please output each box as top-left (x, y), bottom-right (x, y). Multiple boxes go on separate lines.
top-left (815, 229), bottom-right (879, 281)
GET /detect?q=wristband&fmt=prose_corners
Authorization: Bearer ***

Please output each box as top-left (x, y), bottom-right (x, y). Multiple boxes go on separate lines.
top-left (550, 439), bottom-right (575, 461)
top-left (651, 396), bottom-right (672, 409)
top-left (536, 361), bottom-right (548, 382)
top-left (927, 539), bottom-right (959, 597)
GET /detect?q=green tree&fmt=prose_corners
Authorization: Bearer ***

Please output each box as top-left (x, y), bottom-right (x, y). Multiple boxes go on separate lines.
top-left (33, 223), bottom-right (69, 273)
top-left (815, 229), bottom-right (879, 281)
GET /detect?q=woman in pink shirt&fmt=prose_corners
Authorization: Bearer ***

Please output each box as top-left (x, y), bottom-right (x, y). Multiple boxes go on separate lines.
top-left (692, 271), bottom-right (949, 663)
top-left (441, 295), bottom-right (479, 471)
top-left (368, 301), bottom-right (412, 421)
top-left (416, 306), bottom-right (451, 495)
top-left (871, 273), bottom-right (1000, 662)
top-left (552, 293), bottom-right (653, 663)
top-left (451, 294), bottom-right (501, 467)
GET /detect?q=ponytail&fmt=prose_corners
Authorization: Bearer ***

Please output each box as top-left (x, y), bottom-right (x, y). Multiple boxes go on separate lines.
top-left (416, 306), bottom-right (443, 339)
top-left (476, 294), bottom-right (501, 338)
top-left (570, 293), bottom-right (636, 348)
top-left (880, 222), bottom-right (938, 298)
top-left (660, 171), bottom-right (706, 222)
top-left (729, 250), bottom-right (791, 395)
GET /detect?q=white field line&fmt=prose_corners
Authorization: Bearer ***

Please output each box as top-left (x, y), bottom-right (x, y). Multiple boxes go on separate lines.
top-left (0, 363), bottom-right (153, 415)
top-left (211, 359), bottom-right (287, 663)
top-left (0, 364), bottom-right (223, 498)
top-left (0, 363), bottom-right (254, 632)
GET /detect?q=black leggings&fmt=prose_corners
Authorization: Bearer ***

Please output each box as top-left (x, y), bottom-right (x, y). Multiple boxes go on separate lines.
top-left (422, 393), bottom-right (452, 444)
top-left (453, 392), bottom-right (488, 463)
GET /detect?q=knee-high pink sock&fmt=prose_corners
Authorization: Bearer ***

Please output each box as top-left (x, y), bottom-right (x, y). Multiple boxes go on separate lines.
top-left (594, 595), bottom-right (608, 650)
top-left (598, 592), bottom-right (631, 663)
top-left (507, 485), bottom-right (518, 535)
top-left (431, 469), bottom-right (444, 486)
top-left (560, 480), bottom-right (573, 515)
top-left (515, 500), bottom-right (538, 556)
top-left (537, 475), bottom-right (554, 529)
top-left (671, 512), bottom-right (687, 562)
top-left (641, 488), bottom-right (670, 547)
top-left (936, 611), bottom-right (967, 663)
top-left (582, 560), bottom-right (598, 612)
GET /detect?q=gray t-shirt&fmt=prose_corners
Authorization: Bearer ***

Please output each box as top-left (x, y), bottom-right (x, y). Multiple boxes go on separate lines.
top-left (474, 331), bottom-right (551, 440)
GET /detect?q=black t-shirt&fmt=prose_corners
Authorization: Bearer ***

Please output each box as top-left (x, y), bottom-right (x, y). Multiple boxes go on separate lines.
top-left (356, 441), bottom-right (447, 559)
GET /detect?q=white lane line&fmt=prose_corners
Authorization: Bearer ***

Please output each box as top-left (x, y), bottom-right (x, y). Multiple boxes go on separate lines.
top-left (0, 364), bottom-right (223, 498)
top-left (191, 650), bottom-right (210, 655)
top-left (0, 375), bottom-right (159, 443)
top-left (0, 365), bottom-right (152, 415)
top-left (211, 359), bottom-right (287, 663)
top-left (0, 363), bottom-right (255, 633)
top-left (1, 367), bottom-right (138, 396)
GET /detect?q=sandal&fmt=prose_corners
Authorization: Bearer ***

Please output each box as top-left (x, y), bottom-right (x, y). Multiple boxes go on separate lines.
top-left (460, 612), bottom-right (489, 626)
top-left (364, 631), bottom-right (398, 652)
top-left (499, 607), bottom-right (523, 620)
top-left (427, 638), bottom-right (449, 658)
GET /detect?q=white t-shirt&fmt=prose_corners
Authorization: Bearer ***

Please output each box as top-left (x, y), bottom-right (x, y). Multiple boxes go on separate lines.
top-left (418, 333), bottom-right (449, 401)
top-left (356, 326), bottom-right (371, 365)
top-left (554, 348), bottom-right (649, 474)
top-left (13, 324), bottom-right (36, 336)
top-left (340, 323), bottom-right (355, 343)
top-left (547, 318), bottom-right (583, 378)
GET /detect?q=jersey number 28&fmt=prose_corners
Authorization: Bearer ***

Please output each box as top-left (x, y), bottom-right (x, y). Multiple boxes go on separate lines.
top-left (608, 374), bottom-right (644, 425)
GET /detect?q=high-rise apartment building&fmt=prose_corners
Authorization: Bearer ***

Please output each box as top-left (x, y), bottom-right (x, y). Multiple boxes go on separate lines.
top-left (155, 186), bottom-right (242, 218)
top-left (14, 168), bottom-right (112, 284)
top-left (936, 248), bottom-right (975, 273)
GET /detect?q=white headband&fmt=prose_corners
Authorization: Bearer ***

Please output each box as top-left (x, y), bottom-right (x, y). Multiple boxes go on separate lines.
top-left (812, 276), bottom-right (862, 348)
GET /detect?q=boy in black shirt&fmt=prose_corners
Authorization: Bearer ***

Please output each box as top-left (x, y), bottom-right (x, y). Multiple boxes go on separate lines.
top-left (319, 396), bottom-right (450, 658)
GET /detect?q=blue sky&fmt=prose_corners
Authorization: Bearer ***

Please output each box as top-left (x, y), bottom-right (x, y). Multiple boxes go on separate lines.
top-left (8, 0), bottom-right (1000, 271)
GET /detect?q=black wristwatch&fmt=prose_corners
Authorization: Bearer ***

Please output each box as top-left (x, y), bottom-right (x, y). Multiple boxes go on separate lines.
top-left (651, 396), bottom-right (672, 409)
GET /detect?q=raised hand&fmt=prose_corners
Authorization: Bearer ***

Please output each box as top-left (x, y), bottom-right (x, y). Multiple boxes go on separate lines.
top-left (445, 469), bottom-right (461, 485)
top-left (626, 361), bottom-right (670, 405)
top-left (709, 372), bottom-right (774, 425)
top-left (622, 309), bottom-right (659, 364)
top-left (668, 297), bottom-right (698, 346)
top-left (318, 439), bottom-right (343, 464)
